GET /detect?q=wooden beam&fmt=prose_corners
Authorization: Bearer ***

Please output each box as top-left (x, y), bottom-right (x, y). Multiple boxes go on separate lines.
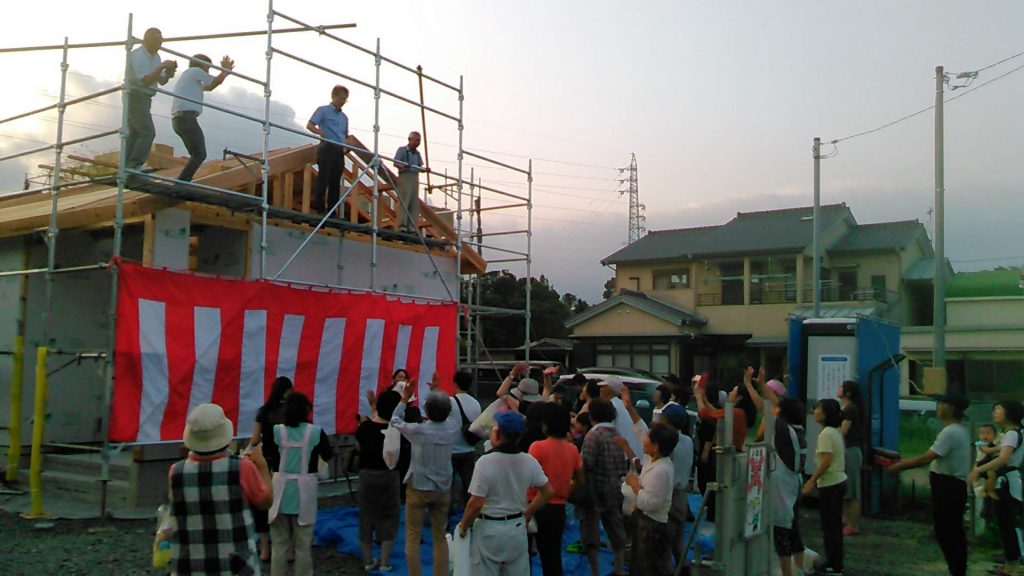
top-left (142, 215), bottom-right (155, 265)
top-left (302, 165), bottom-right (312, 213)
top-left (271, 174), bottom-right (283, 207)
top-left (283, 171), bottom-right (294, 210)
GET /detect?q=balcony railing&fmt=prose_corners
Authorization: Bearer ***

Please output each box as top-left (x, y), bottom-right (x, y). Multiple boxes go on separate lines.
top-left (698, 282), bottom-right (894, 306)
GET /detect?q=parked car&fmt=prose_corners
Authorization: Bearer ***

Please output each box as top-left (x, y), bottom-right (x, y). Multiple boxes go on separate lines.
top-left (559, 367), bottom-right (696, 428)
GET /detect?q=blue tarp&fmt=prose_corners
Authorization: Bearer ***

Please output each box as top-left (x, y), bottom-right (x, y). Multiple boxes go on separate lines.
top-left (313, 495), bottom-right (714, 575)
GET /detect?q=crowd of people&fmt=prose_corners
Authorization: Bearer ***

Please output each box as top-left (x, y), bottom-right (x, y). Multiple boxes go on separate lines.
top-left (126, 27), bottom-right (428, 230)
top-left (162, 361), bottom-right (1020, 576)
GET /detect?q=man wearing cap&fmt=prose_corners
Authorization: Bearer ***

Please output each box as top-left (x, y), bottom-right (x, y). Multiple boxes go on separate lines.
top-left (458, 411), bottom-right (553, 575)
top-left (889, 393), bottom-right (971, 576)
top-left (598, 377), bottom-right (643, 463)
top-left (168, 403), bottom-right (273, 575)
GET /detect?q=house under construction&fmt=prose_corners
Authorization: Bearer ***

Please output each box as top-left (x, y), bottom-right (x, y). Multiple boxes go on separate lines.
top-left (0, 6), bottom-right (533, 513)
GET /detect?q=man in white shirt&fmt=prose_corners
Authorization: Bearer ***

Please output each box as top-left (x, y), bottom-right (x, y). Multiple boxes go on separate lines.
top-left (598, 377), bottom-right (643, 461)
top-left (127, 28), bottom-right (177, 171)
top-left (171, 54), bottom-right (234, 182)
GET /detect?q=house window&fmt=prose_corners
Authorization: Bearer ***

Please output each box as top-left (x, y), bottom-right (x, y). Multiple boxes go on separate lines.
top-left (871, 275), bottom-right (886, 299)
top-left (838, 270), bottom-right (857, 301)
top-left (654, 269), bottom-right (690, 289)
top-left (593, 342), bottom-right (671, 376)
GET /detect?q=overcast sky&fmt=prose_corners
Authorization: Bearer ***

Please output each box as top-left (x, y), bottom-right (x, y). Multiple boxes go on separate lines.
top-left (2, 1), bottom-right (1022, 303)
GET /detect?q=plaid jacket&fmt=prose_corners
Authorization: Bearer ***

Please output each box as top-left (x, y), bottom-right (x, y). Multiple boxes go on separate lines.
top-left (581, 424), bottom-right (628, 510)
top-left (170, 455), bottom-right (260, 576)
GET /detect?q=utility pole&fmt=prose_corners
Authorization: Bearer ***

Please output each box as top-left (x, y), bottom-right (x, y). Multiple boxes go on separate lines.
top-left (618, 153), bottom-right (645, 244)
top-left (812, 137), bottom-right (821, 318)
top-left (934, 66), bottom-right (946, 370)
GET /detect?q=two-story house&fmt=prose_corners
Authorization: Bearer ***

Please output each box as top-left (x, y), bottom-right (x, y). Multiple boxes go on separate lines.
top-left (567, 203), bottom-right (939, 380)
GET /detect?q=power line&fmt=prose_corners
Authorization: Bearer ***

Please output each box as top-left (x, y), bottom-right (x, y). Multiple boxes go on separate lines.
top-left (972, 49), bottom-right (1024, 74)
top-left (827, 53), bottom-right (1024, 145)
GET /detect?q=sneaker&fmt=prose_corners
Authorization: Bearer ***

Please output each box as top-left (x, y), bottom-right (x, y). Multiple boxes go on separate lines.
top-left (813, 569), bottom-right (844, 576)
top-left (362, 559), bottom-right (379, 571)
top-left (378, 564), bottom-right (393, 573)
top-left (841, 526), bottom-right (861, 536)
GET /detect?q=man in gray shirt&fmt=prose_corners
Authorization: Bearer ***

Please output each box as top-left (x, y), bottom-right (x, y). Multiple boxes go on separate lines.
top-left (390, 382), bottom-right (458, 576)
top-left (393, 131), bottom-right (427, 234)
top-left (889, 392), bottom-right (971, 576)
top-left (127, 28), bottom-right (177, 171)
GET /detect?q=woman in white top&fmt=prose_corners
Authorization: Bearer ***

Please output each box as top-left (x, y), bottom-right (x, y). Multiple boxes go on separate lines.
top-left (970, 400), bottom-right (1024, 576)
top-left (624, 423), bottom-right (678, 576)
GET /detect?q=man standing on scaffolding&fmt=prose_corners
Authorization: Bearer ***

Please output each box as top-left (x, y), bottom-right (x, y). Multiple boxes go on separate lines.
top-left (306, 85), bottom-right (349, 215)
top-left (127, 28), bottom-right (178, 172)
top-left (394, 131), bottom-right (427, 234)
top-left (170, 54), bottom-right (234, 182)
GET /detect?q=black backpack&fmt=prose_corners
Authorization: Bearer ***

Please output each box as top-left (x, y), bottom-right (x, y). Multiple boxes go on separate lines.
top-left (454, 395), bottom-right (484, 446)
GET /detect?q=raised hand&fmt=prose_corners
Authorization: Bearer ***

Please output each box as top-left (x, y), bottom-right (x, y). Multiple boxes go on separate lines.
top-left (220, 55), bottom-right (235, 71)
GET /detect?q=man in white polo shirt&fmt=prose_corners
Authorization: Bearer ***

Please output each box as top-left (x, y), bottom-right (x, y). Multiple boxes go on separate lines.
top-left (127, 28), bottom-right (177, 172)
top-left (171, 54), bottom-right (234, 182)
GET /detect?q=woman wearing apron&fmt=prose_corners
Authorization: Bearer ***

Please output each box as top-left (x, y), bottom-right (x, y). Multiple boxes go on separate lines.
top-left (269, 393), bottom-right (333, 576)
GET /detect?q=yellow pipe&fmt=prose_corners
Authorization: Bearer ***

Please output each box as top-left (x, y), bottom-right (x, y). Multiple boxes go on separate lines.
top-left (5, 336), bottom-right (24, 483)
top-left (24, 346), bottom-right (47, 519)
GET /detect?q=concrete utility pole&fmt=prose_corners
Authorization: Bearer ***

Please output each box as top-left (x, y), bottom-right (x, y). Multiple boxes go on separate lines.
top-left (934, 66), bottom-right (946, 369)
top-left (618, 153), bottom-right (646, 244)
top-left (812, 137), bottom-right (822, 318)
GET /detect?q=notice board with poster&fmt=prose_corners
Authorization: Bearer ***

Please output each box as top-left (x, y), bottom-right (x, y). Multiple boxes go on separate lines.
top-left (817, 354), bottom-right (851, 399)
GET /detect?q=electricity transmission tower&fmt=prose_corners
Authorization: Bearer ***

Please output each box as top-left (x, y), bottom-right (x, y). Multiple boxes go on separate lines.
top-left (618, 153), bottom-right (645, 244)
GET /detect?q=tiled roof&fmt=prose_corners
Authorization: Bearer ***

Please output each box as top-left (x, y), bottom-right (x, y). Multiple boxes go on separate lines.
top-left (602, 204), bottom-right (852, 265)
top-left (829, 220), bottom-right (926, 254)
top-left (566, 290), bottom-right (706, 329)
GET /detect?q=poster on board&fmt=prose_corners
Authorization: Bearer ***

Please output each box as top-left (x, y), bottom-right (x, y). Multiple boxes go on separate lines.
top-left (817, 354), bottom-right (851, 400)
top-left (744, 445), bottom-right (768, 539)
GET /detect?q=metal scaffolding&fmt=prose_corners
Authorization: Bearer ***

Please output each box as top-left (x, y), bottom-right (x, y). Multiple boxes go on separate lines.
top-left (0, 4), bottom-right (534, 516)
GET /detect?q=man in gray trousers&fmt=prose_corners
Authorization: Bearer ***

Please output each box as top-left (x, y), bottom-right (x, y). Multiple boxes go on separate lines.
top-left (393, 131), bottom-right (428, 234)
top-left (127, 28), bottom-right (177, 171)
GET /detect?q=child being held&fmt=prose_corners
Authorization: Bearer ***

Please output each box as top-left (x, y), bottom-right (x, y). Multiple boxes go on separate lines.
top-left (975, 423), bottom-right (1000, 516)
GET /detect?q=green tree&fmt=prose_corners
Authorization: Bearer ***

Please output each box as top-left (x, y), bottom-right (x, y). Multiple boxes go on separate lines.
top-left (602, 276), bottom-right (617, 299)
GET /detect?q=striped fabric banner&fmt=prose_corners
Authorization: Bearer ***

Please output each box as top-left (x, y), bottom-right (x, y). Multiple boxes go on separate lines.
top-left (110, 262), bottom-right (457, 443)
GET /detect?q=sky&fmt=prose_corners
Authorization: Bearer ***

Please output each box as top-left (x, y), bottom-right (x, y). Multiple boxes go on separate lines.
top-left (1, 1), bottom-right (1023, 303)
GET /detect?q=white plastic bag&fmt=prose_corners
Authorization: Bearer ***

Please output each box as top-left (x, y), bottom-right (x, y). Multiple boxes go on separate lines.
top-left (621, 480), bottom-right (637, 516)
top-left (382, 426), bottom-right (401, 471)
top-left (468, 398), bottom-right (506, 439)
top-left (447, 529), bottom-right (472, 576)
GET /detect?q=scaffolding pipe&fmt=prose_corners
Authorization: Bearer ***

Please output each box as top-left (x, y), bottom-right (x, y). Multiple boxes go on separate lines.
top-left (0, 129), bottom-right (120, 165)
top-left (124, 170), bottom-right (264, 205)
top-left (0, 86), bottom-right (122, 127)
top-left (463, 166), bottom-right (473, 367)
top-left (41, 37), bottom-right (69, 366)
top-left (486, 258), bottom-right (528, 264)
top-left (260, 1), bottom-right (274, 280)
top-left (271, 47), bottom-right (459, 123)
top-left (525, 159), bottom-right (533, 363)
top-left (269, 10), bottom-right (459, 93)
top-left (463, 149), bottom-right (530, 176)
top-left (4, 239), bottom-right (29, 483)
top-left (99, 13), bottom-right (134, 519)
top-left (466, 181), bottom-right (529, 203)
top-left (370, 38), bottom-right (381, 290)
top-left (0, 263), bottom-right (109, 280)
top-left (474, 202), bottom-right (529, 213)
top-left (476, 229), bottom-right (529, 238)
top-left (460, 242), bottom-right (529, 257)
top-left (275, 278), bottom-right (456, 305)
top-left (158, 44), bottom-right (265, 87)
top-left (456, 75), bottom-right (464, 367)
top-left (0, 24), bottom-right (357, 54)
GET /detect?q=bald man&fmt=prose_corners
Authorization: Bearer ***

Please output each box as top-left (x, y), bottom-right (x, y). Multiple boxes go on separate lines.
top-left (393, 132), bottom-right (427, 234)
top-left (127, 28), bottom-right (177, 171)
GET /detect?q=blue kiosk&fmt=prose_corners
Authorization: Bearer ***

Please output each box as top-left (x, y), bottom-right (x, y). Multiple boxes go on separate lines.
top-left (787, 316), bottom-right (902, 513)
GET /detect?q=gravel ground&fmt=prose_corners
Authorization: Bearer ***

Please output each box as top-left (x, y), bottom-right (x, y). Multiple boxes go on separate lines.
top-left (0, 497), bottom-right (1003, 575)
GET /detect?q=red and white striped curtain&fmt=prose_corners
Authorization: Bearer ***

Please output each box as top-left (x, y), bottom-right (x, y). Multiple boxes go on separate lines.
top-left (109, 262), bottom-right (457, 443)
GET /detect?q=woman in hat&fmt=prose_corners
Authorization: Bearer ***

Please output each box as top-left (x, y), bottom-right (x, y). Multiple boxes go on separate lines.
top-left (969, 399), bottom-right (1024, 576)
top-left (169, 403), bottom-right (273, 575)
top-left (268, 393), bottom-right (333, 576)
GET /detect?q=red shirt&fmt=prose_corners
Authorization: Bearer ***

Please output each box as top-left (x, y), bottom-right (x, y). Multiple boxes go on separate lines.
top-left (528, 437), bottom-right (583, 505)
top-left (698, 406), bottom-right (749, 450)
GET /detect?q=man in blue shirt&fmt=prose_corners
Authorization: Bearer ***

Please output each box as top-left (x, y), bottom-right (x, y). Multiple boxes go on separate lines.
top-left (306, 85), bottom-right (349, 215)
top-left (393, 131), bottom-right (427, 234)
